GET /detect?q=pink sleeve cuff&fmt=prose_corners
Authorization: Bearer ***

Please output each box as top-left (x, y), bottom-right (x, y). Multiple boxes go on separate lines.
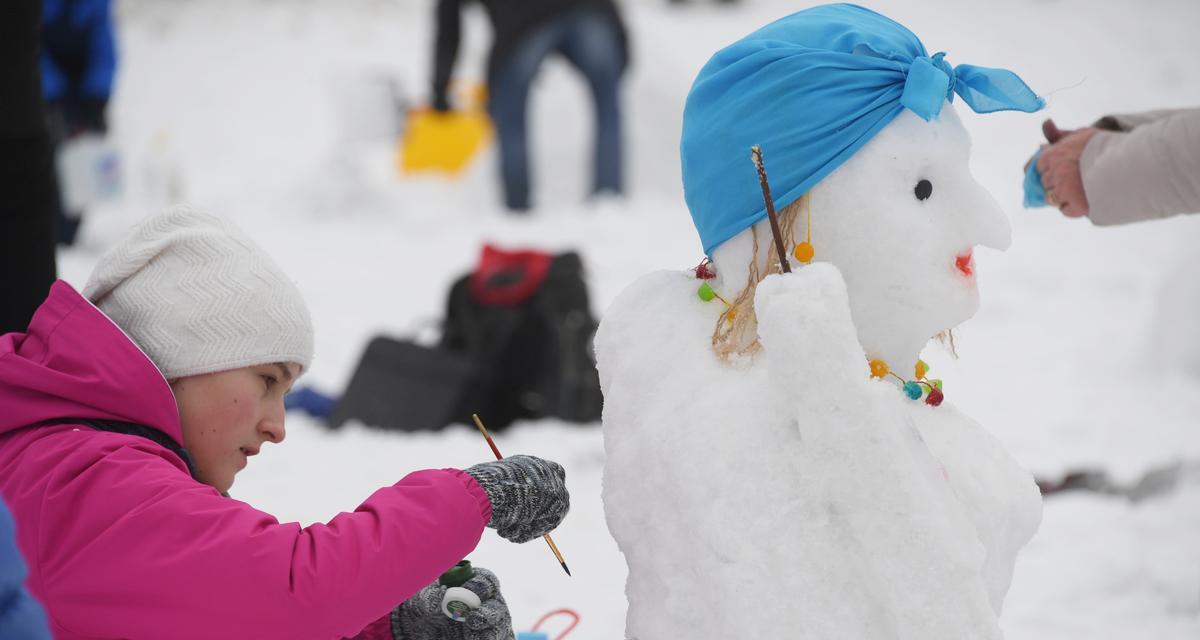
top-left (446, 468), bottom-right (493, 526)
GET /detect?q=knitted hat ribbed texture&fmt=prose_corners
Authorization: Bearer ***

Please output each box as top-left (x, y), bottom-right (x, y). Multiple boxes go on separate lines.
top-left (83, 206), bottom-right (314, 380)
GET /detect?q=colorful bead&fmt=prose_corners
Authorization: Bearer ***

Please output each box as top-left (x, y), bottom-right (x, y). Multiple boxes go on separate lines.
top-left (866, 359), bottom-right (944, 406)
top-left (793, 242), bottom-right (815, 263)
top-left (698, 282), bottom-right (716, 302)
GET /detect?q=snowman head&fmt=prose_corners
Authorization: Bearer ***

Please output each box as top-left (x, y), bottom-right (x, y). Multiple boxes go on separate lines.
top-left (819, 104), bottom-right (1012, 348)
top-left (684, 4), bottom-right (1042, 359)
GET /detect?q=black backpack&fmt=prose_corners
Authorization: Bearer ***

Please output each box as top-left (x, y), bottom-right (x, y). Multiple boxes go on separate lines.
top-left (330, 249), bottom-right (602, 432)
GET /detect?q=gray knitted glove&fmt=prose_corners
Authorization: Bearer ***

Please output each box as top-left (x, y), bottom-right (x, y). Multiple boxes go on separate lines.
top-left (390, 567), bottom-right (514, 640)
top-left (464, 455), bottom-right (569, 543)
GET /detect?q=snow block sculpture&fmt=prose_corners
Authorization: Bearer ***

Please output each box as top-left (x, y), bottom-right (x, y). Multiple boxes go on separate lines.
top-left (598, 5), bottom-right (1045, 639)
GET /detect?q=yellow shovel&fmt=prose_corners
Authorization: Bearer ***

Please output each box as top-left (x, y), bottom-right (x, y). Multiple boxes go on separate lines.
top-left (398, 83), bottom-right (493, 176)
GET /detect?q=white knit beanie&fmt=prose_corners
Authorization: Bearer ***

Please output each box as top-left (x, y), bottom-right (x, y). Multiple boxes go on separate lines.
top-left (83, 206), bottom-right (314, 380)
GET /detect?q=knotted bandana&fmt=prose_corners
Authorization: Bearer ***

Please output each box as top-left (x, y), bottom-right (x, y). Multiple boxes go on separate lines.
top-left (682, 3), bottom-right (1044, 255)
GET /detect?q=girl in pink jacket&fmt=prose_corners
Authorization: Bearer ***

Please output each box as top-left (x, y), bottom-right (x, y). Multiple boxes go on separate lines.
top-left (0, 207), bottom-right (569, 640)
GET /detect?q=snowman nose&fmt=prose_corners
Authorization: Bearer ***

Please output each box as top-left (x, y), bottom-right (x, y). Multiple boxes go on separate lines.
top-left (961, 184), bottom-right (1012, 252)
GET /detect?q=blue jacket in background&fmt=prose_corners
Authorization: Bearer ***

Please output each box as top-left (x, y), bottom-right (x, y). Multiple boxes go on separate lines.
top-left (0, 497), bottom-right (52, 640)
top-left (41, 0), bottom-right (116, 102)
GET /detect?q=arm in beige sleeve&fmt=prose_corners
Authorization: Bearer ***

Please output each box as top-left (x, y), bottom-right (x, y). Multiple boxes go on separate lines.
top-left (1092, 108), bottom-right (1197, 131)
top-left (1080, 108), bottom-right (1200, 226)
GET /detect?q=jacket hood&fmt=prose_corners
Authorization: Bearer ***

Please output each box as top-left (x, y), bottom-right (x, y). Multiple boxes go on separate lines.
top-left (0, 280), bottom-right (181, 444)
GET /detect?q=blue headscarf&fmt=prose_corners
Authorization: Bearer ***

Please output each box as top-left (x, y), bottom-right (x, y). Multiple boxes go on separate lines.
top-left (682, 3), bottom-right (1044, 255)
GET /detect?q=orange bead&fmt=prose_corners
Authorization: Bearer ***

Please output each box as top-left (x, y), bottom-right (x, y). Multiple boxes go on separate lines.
top-left (793, 242), bottom-right (815, 263)
top-left (915, 360), bottom-right (928, 379)
top-left (868, 359), bottom-right (889, 378)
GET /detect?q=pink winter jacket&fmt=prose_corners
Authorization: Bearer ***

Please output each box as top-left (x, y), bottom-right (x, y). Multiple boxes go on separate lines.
top-left (0, 282), bottom-right (492, 640)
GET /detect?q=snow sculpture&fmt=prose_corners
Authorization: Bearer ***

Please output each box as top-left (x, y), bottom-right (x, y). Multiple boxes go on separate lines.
top-left (597, 5), bottom-right (1045, 639)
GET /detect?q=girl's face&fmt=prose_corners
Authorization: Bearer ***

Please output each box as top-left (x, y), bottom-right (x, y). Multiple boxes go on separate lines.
top-left (170, 362), bottom-right (299, 492)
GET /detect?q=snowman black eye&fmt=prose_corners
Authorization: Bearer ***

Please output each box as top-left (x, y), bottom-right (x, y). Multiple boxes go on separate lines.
top-left (914, 179), bottom-right (933, 201)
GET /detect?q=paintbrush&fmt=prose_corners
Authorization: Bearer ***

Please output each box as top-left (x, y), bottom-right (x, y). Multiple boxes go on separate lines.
top-left (471, 413), bottom-right (571, 577)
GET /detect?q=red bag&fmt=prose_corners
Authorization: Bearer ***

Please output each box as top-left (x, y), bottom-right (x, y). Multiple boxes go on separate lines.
top-left (468, 244), bottom-right (554, 306)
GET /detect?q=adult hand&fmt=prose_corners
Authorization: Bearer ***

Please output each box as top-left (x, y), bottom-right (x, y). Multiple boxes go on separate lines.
top-left (464, 455), bottom-right (569, 543)
top-left (1036, 118), bottom-right (1098, 218)
top-left (392, 567), bottom-right (514, 640)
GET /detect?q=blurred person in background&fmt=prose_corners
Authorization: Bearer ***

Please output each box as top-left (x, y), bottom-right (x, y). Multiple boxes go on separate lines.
top-left (0, 497), bottom-right (52, 640)
top-left (1032, 109), bottom-right (1200, 224)
top-left (0, 0), bottom-right (59, 336)
top-left (0, 207), bottom-right (569, 639)
top-left (41, 0), bottom-right (117, 246)
top-left (432, 0), bottom-right (629, 212)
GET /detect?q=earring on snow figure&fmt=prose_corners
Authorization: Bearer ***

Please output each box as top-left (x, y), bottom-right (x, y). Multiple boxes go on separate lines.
top-left (697, 280), bottom-right (736, 316)
top-left (793, 192), bottom-right (815, 264)
top-left (868, 358), bottom-right (945, 406)
top-left (694, 258), bottom-right (738, 321)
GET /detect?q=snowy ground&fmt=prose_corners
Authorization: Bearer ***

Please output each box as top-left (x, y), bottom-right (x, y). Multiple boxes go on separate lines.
top-left (55, 0), bottom-right (1200, 637)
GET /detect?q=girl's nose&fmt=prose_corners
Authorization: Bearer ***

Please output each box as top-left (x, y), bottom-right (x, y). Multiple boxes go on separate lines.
top-left (260, 403), bottom-right (287, 443)
top-left (260, 419), bottom-right (286, 444)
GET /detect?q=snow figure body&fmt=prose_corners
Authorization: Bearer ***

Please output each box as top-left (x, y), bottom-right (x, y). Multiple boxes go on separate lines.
top-left (597, 5), bottom-right (1045, 639)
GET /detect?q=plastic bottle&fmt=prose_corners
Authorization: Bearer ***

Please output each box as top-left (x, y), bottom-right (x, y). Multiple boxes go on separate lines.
top-left (438, 560), bottom-right (481, 622)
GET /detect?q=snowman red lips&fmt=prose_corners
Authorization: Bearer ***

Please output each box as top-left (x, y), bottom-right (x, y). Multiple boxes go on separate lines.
top-left (955, 250), bottom-right (974, 277)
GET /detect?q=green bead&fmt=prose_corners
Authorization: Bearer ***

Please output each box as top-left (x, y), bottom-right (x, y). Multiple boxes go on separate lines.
top-left (903, 381), bottom-right (922, 400)
top-left (931, 379), bottom-right (943, 390)
top-left (697, 282), bottom-right (716, 302)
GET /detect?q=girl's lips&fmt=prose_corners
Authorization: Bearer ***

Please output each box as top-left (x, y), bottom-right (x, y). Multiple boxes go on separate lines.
top-left (955, 250), bottom-right (974, 276)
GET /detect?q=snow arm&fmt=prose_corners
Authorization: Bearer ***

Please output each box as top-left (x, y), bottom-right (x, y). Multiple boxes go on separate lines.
top-left (754, 264), bottom-right (872, 407)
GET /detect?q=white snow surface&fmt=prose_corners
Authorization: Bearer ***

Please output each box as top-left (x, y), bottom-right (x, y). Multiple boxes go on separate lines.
top-left (53, 0), bottom-right (1200, 638)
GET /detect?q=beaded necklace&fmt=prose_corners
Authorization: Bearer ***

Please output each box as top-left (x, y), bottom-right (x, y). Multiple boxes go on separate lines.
top-left (868, 358), bottom-right (944, 406)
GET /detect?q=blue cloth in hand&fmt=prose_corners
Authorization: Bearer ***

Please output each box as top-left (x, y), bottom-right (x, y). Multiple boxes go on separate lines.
top-left (1023, 148), bottom-right (1046, 207)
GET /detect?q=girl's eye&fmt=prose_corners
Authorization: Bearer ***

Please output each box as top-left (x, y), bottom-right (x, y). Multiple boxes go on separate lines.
top-left (262, 375), bottom-right (278, 389)
top-left (914, 179), bottom-right (933, 201)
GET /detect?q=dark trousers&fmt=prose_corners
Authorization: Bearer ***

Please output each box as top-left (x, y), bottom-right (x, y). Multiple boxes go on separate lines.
top-left (488, 9), bottom-right (626, 211)
top-left (0, 131), bottom-right (57, 335)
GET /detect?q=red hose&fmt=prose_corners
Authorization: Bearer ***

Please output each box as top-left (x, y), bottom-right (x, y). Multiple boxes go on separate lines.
top-left (531, 608), bottom-right (581, 640)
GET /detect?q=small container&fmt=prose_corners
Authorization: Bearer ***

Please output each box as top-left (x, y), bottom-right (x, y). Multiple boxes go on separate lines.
top-left (439, 560), bottom-right (481, 622)
top-left (57, 134), bottom-right (121, 210)
top-left (517, 633), bottom-right (550, 640)
top-left (442, 587), bottom-right (481, 621)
